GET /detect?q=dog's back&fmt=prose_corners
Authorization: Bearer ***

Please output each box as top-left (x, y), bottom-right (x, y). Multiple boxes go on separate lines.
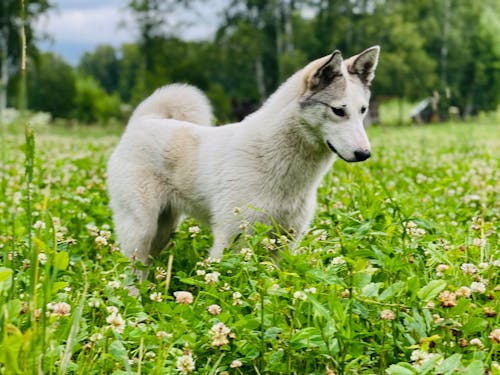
top-left (128, 84), bottom-right (213, 127)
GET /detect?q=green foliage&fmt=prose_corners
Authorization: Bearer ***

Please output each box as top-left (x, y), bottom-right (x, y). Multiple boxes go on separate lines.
top-left (73, 76), bottom-right (122, 123)
top-left (79, 45), bottom-right (120, 94)
top-left (26, 52), bottom-right (76, 118)
top-left (0, 121), bottom-right (499, 373)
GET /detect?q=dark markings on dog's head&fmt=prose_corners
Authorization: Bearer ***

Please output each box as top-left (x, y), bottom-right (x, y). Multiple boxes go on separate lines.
top-left (347, 46), bottom-right (380, 86)
top-left (301, 73), bottom-right (347, 109)
top-left (309, 50), bottom-right (343, 92)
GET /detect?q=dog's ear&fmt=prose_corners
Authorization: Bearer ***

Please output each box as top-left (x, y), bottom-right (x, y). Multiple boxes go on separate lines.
top-left (308, 50), bottom-right (343, 91)
top-left (347, 46), bottom-right (380, 86)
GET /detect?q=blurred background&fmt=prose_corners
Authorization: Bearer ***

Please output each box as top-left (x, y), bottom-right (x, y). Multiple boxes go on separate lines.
top-left (1, 0), bottom-right (499, 125)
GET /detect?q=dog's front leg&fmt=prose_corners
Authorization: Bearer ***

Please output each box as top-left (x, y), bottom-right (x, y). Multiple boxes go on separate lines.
top-left (209, 227), bottom-right (233, 260)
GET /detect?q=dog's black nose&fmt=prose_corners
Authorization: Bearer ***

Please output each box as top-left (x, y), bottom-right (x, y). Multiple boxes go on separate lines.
top-left (354, 149), bottom-right (371, 161)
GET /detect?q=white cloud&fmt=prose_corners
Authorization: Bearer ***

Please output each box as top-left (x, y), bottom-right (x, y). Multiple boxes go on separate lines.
top-left (37, 6), bottom-right (135, 46)
top-left (35, 1), bottom-right (226, 64)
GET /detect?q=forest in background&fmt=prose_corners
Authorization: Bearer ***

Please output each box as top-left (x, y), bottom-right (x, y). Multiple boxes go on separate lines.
top-left (1, 0), bottom-right (500, 124)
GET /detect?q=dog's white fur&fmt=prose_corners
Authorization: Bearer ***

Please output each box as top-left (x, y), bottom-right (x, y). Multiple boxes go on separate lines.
top-left (107, 46), bottom-right (380, 273)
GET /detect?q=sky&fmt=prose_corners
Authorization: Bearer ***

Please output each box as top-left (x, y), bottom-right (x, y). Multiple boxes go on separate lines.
top-left (36, 0), bottom-right (225, 65)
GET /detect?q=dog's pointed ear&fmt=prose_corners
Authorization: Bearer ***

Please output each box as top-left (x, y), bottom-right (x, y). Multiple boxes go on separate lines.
top-left (308, 50), bottom-right (343, 91)
top-left (347, 46), bottom-right (380, 86)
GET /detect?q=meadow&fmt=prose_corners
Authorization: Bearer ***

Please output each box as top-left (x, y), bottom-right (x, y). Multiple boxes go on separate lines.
top-left (0, 119), bottom-right (498, 374)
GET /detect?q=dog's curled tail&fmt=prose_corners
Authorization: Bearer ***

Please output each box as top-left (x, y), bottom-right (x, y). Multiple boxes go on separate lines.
top-left (129, 84), bottom-right (213, 126)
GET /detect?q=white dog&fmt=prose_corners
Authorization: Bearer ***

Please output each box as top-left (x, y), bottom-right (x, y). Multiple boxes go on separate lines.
top-left (107, 46), bottom-right (380, 275)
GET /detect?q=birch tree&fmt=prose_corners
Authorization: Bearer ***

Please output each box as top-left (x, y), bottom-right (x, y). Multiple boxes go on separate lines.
top-left (0, 0), bottom-right (50, 112)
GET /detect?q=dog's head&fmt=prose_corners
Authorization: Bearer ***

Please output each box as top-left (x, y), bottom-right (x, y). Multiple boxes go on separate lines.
top-left (299, 46), bottom-right (380, 162)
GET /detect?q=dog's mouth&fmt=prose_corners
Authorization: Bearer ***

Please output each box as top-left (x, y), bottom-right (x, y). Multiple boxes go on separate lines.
top-left (326, 140), bottom-right (338, 155)
top-left (327, 140), bottom-right (349, 162)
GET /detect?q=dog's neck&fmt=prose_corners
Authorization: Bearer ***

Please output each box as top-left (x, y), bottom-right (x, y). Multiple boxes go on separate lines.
top-left (241, 71), bottom-right (335, 195)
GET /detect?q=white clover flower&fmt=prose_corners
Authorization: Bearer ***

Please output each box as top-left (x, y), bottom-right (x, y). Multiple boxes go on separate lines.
top-left (95, 236), bottom-right (108, 247)
top-left (89, 333), bottom-right (103, 342)
top-left (150, 292), bottom-right (163, 302)
top-left (106, 312), bottom-right (125, 334)
top-left (469, 338), bottom-right (484, 348)
top-left (293, 291), bottom-right (307, 302)
top-left (188, 226), bottom-right (200, 238)
top-left (205, 272), bottom-right (220, 286)
top-left (145, 351), bottom-right (156, 359)
top-left (106, 306), bottom-right (119, 315)
top-left (455, 286), bottom-right (471, 298)
top-left (232, 292), bottom-right (242, 300)
top-left (239, 220), bottom-right (249, 231)
top-left (240, 247), bottom-right (253, 261)
top-left (461, 263), bottom-right (477, 275)
top-left (472, 238), bottom-right (486, 248)
top-left (38, 252), bottom-right (47, 265)
top-left (99, 230), bottom-right (111, 239)
top-left (432, 314), bottom-right (444, 324)
top-left (156, 330), bottom-right (172, 340)
top-left (470, 281), bottom-right (486, 294)
top-left (415, 173), bottom-right (428, 184)
top-left (176, 353), bottom-right (195, 374)
top-left (107, 280), bottom-right (120, 290)
top-left (380, 309), bottom-right (396, 320)
top-left (196, 269), bottom-right (206, 276)
top-left (207, 304), bottom-right (222, 315)
top-left (405, 221), bottom-right (426, 237)
top-left (230, 360), bottom-right (243, 368)
top-left (155, 267), bottom-right (167, 280)
top-left (232, 291), bottom-right (243, 306)
top-left (304, 287), bottom-right (317, 294)
top-left (464, 194), bottom-right (480, 204)
top-left (209, 322), bottom-right (231, 347)
top-left (75, 186), bottom-right (86, 195)
top-left (410, 350), bottom-right (441, 368)
top-left (174, 291), bottom-right (193, 304)
top-left (261, 237), bottom-right (276, 250)
top-left (86, 224), bottom-right (99, 237)
top-left (207, 256), bottom-right (221, 264)
top-left (489, 329), bottom-right (500, 343)
top-left (438, 290), bottom-right (457, 307)
top-left (219, 283), bottom-right (231, 292)
top-left (33, 220), bottom-right (46, 230)
top-left (331, 256), bottom-right (346, 265)
top-left (47, 301), bottom-right (71, 317)
top-left (436, 264), bottom-right (449, 276)
top-left (88, 298), bottom-right (100, 308)
top-left (478, 262), bottom-right (489, 269)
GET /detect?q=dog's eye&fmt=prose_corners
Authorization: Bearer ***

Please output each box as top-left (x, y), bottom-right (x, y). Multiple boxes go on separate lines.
top-left (331, 107), bottom-right (346, 117)
top-left (361, 106), bottom-right (367, 114)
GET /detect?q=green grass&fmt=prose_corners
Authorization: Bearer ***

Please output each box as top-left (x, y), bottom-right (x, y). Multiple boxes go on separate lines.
top-left (0, 121), bottom-right (499, 374)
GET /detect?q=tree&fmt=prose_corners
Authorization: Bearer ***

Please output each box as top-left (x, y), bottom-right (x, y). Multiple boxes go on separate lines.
top-left (126, 0), bottom-right (199, 94)
top-left (79, 45), bottom-right (120, 94)
top-left (73, 75), bottom-right (121, 123)
top-left (26, 52), bottom-right (76, 118)
top-left (0, 0), bottom-right (51, 111)
top-left (117, 43), bottom-right (144, 104)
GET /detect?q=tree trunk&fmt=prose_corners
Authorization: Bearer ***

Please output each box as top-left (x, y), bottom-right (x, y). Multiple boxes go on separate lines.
top-left (255, 57), bottom-right (266, 102)
top-left (0, 24), bottom-right (8, 113)
top-left (283, 0), bottom-right (294, 53)
top-left (440, 0), bottom-right (451, 88)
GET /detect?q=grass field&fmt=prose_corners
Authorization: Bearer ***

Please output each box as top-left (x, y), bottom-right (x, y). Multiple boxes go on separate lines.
top-left (0, 120), bottom-right (499, 374)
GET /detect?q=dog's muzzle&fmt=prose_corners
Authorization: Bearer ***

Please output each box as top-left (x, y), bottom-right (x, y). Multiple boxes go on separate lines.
top-left (327, 141), bottom-right (371, 162)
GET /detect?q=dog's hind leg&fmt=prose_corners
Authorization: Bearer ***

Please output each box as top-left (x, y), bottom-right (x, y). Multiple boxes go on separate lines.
top-left (150, 205), bottom-right (180, 258)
